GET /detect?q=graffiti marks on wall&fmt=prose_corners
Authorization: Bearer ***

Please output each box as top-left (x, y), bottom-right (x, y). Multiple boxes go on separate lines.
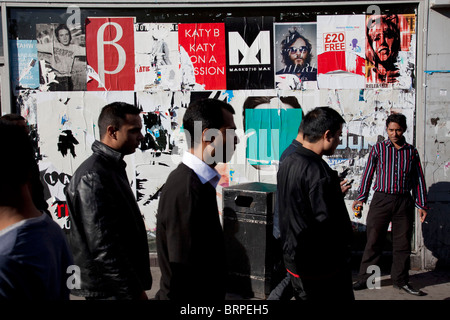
top-left (12, 13), bottom-right (420, 231)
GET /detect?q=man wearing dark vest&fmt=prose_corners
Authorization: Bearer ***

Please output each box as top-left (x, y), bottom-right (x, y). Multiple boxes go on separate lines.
top-left (156, 98), bottom-right (238, 300)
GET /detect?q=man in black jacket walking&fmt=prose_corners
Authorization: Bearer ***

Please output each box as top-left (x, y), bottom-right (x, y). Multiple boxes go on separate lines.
top-left (156, 98), bottom-right (238, 300)
top-left (65, 102), bottom-right (152, 300)
top-left (277, 106), bottom-right (354, 300)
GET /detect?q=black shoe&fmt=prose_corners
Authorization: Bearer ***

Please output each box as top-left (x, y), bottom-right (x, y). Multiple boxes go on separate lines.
top-left (353, 280), bottom-right (368, 291)
top-left (393, 284), bottom-right (427, 296)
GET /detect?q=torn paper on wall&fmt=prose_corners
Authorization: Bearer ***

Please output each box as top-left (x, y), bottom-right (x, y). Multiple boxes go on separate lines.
top-left (134, 23), bottom-right (181, 91)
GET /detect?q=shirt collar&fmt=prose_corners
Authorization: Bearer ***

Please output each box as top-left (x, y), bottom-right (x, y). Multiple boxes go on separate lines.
top-left (182, 151), bottom-right (221, 188)
top-left (385, 138), bottom-right (409, 149)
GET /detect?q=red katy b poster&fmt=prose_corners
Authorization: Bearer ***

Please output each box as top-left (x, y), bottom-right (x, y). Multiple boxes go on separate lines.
top-left (86, 17), bottom-right (135, 91)
top-left (178, 23), bottom-right (226, 90)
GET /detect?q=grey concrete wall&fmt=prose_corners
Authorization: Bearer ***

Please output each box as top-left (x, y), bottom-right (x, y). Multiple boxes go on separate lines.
top-left (422, 6), bottom-right (450, 269)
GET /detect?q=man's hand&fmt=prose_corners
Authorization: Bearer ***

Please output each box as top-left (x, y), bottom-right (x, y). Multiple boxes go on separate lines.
top-left (418, 208), bottom-right (427, 223)
top-left (340, 179), bottom-right (352, 195)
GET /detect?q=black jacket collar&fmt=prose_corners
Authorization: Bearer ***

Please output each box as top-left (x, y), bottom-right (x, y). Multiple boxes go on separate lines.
top-left (296, 143), bottom-right (323, 161)
top-left (92, 140), bottom-right (126, 167)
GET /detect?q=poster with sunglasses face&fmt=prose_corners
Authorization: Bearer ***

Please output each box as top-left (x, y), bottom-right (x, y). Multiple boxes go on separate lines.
top-left (274, 22), bottom-right (317, 90)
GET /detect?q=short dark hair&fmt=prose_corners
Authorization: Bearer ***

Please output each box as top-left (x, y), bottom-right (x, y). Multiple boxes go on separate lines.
top-left (0, 121), bottom-right (35, 203)
top-left (386, 113), bottom-right (407, 131)
top-left (98, 102), bottom-right (141, 139)
top-left (243, 96), bottom-right (302, 110)
top-left (302, 107), bottom-right (345, 143)
top-left (183, 98), bottom-right (235, 147)
top-left (0, 114), bottom-right (25, 122)
top-left (55, 24), bottom-right (72, 44)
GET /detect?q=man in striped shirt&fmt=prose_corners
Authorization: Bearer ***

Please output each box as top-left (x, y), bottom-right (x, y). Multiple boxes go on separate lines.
top-left (352, 113), bottom-right (428, 296)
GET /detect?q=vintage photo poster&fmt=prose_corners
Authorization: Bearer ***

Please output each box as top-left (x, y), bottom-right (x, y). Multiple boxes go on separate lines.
top-left (36, 23), bottom-right (86, 91)
top-left (9, 40), bottom-right (40, 91)
top-left (274, 23), bottom-right (317, 90)
top-left (134, 23), bottom-right (181, 91)
top-left (365, 14), bottom-right (416, 89)
top-left (317, 15), bottom-right (366, 89)
top-left (178, 23), bottom-right (226, 90)
top-left (86, 17), bottom-right (135, 91)
top-left (225, 17), bottom-right (275, 90)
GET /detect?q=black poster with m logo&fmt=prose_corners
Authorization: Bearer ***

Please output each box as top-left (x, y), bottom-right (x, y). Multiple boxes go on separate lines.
top-left (225, 17), bottom-right (275, 90)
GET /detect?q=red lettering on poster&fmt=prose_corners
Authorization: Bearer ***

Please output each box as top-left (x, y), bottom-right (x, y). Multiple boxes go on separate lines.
top-left (323, 32), bottom-right (346, 52)
top-left (178, 23), bottom-right (226, 90)
top-left (57, 203), bottom-right (69, 218)
top-left (86, 17), bottom-right (135, 91)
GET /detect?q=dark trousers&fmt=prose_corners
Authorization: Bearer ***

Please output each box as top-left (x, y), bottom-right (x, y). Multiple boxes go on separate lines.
top-left (284, 254), bottom-right (354, 301)
top-left (267, 237), bottom-right (294, 300)
top-left (358, 192), bottom-right (415, 286)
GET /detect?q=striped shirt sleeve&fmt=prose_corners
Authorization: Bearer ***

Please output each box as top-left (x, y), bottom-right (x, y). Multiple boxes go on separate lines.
top-left (411, 148), bottom-right (428, 210)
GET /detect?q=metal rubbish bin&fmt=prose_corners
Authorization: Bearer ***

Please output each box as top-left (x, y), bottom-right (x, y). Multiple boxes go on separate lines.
top-left (222, 182), bottom-right (277, 299)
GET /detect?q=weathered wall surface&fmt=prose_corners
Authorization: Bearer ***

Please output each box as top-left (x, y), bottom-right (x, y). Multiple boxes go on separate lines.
top-left (422, 7), bottom-right (450, 269)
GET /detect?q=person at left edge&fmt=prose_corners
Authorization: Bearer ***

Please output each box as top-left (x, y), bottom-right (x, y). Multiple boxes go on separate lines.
top-left (0, 114), bottom-right (49, 216)
top-left (156, 98), bottom-right (238, 300)
top-left (65, 102), bottom-right (152, 300)
top-left (0, 121), bottom-right (73, 299)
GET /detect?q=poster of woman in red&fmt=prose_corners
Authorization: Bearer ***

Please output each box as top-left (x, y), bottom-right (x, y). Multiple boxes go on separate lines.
top-left (86, 17), bottom-right (135, 91)
top-left (178, 23), bottom-right (226, 90)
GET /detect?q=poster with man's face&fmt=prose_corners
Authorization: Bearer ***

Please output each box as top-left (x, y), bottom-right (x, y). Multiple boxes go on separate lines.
top-left (365, 14), bottom-right (416, 89)
top-left (274, 23), bottom-right (317, 90)
top-left (36, 23), bottom-right (86, 91)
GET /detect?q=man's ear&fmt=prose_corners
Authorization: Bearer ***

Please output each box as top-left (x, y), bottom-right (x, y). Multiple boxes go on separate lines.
top-left (202, 128), bottom-right (216, 144)
top-left (324, 129), bottom-right (332, 141)
top-left (106, 125), bottom-right (118, 140)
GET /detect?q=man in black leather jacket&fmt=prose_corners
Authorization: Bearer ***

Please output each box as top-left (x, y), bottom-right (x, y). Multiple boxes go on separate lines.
top-left (277, 107), bottom-right (354, 300)
top-left (65, 102), bottom-right (152, 300)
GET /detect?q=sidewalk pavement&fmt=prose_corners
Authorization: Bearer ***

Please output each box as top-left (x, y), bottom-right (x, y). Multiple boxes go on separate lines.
top-left (71, 265), bottom-right (450, 301)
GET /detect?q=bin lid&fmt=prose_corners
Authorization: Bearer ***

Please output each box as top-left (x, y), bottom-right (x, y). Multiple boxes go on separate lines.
top-left (224, 182), bottom-right (277, 193)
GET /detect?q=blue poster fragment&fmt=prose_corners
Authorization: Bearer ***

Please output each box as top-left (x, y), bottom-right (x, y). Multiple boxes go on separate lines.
top-left (9, 40), bottom-right (40, 90)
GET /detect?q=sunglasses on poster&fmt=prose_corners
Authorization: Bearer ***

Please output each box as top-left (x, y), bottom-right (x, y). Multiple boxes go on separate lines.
top-left (286, 46), bottom-right (310, 54)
